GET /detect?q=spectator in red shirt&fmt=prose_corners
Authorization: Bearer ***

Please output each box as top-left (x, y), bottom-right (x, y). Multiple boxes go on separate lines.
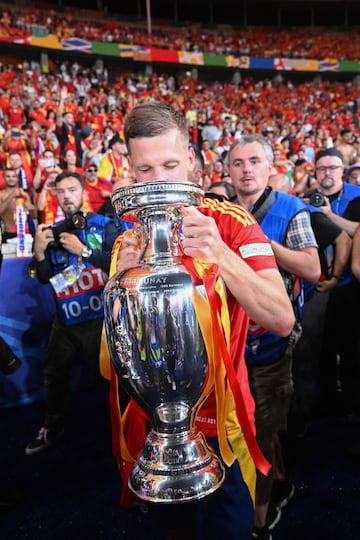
top-left (2, 127), bottom-right (33, 170)
top-left (88, 104), bottom-right (107, 134)
top-left (35, 168), bottom-right (65, 225)
top-left (3, 95), bottom-right (26, 129)
top-left (28, 97), bottom-right (47, 126)
top-left (43, 109), bottom-right (57, 132)
top-left (82, 160), bottom-right (113, 212)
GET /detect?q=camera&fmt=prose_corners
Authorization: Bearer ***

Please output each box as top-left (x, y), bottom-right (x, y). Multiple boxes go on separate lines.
top-left (46, 212), bottom-right (87, 248)
top-left (303, 188), bottom-right (325, 207)
top-left (40, 158), bottom-right (55, 168)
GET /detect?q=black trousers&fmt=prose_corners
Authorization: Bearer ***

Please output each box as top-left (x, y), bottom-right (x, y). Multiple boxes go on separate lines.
top-left (43, 314), bottom-right (104, 431)
top-left (292, 290), bottom-right (329, 418)
top-left (319, 279), bottom-right (360, 413)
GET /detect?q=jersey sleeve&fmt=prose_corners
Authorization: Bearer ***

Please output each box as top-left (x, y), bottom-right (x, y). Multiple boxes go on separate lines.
top-left (201, 198), bottom-right (278, 273)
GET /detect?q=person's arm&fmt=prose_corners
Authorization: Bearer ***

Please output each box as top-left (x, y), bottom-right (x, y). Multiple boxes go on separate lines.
top-left (28, 125), bottom-right (38, 150)
top-left (214, 246), bottom-right (294, 337)
top-left (269, 210), bottom-right (321, 284)
top-left (330, 231), bottom-right (353, 281)
top-left (23, 192), bottom-right (37, 219)
top-left (351, 225), bottom-right (360, 281)
top-left (2, 130), bottom-right (12, 151)
top-left (317, 230), bottom-right (352, 292)
top-left (115, 231), bottom-right (142, 275)
top-left (36, 187), bottom-right (47, 212)
top-left (320, 196), bottom-right (360, 237)
top-left (56, 87), bottom-right (67, 128)
top-left (84, 139), bottom-right (103, 162)
top-left (180, 206), bottom-right (295, 337)
top-left (322, 209), bottom-right (359, 236)
top-left (35, 177), bottom-right (55, 212)
top-left (99, 188), bottom-right (112, 200)
top-left (32, 223), bottom-right (56, 283)
top-left (32, 163), bottom-right (44, 191)
top-left (269, 243), bottom-right (320, 283)
top-left (293, 174), bottom-right (309, 196)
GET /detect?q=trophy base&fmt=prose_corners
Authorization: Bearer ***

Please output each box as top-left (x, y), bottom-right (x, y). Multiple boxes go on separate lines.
top-left (129, 428), bottom-right (225, 503)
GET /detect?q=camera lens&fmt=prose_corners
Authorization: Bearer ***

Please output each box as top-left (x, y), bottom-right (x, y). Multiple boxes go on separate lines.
top-left (310, 192), bottom-right (325, 207)
top-left (71, 213), bottom-right (87, 229)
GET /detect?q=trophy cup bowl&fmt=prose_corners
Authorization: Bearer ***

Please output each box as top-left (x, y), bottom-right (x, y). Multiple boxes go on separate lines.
top-left (104, 181), bottom-right (225, 503)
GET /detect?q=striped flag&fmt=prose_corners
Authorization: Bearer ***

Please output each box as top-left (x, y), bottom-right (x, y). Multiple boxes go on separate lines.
top-left (62, 38), bottom-right (92, 53)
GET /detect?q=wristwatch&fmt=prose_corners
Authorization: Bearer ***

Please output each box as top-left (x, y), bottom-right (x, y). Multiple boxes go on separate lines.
top-left (81, 246), bottom-right (93, 259)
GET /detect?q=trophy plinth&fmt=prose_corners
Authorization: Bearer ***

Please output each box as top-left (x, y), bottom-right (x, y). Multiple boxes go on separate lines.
top-left (132, 427), bottom-right (223, 503)
top-left (104, 181), bottom-right (225, 503)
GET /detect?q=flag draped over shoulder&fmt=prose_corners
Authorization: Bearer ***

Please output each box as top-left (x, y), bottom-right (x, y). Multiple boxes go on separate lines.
top-left (99, 228), bottom-right (270, 506)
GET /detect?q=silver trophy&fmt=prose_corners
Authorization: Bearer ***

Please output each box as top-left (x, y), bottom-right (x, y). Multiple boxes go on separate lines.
top-left (103, 181), bottom-right (225, 503)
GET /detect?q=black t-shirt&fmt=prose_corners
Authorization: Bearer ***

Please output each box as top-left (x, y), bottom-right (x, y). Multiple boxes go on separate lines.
top-left (328, 189), bottom-right (360, 221)
top-left (310, 211), bottom-right (343, 250)
top-left (343, 197), bottom-right (360, 221)
top-left (310, 210), bottom-right (343, 279)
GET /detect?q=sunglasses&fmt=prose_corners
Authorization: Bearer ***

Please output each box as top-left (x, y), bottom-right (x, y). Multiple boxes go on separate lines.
top-left (86, 167), bottom-right (98, 172)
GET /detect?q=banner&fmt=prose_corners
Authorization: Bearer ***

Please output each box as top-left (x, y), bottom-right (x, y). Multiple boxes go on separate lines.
top-left (1, 24), bottom-right (360, 73)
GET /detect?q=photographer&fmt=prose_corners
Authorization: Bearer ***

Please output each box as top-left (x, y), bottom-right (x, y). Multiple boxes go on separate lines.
top-left (312, 148), bottom-right (360, 416)
top-left (25, 171), bottom-right (118, 455)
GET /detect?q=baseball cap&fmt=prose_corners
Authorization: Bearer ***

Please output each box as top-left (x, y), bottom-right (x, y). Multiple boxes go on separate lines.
top-left (315, 148), bottom-right (343, 164)
top-left (80, 125), bottom-right (93, 139)
top-left (83, 160), bottom-right (97, 170)
top-left (347, 162), bottom-right (360, 174)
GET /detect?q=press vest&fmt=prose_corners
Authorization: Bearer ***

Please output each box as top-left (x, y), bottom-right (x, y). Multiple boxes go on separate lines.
top-left (330, 182), bottom-right (360, 286)
top-left (246, 192), bottom-right (308, 366)
top-left (49, 213), bottom-right (109, 326)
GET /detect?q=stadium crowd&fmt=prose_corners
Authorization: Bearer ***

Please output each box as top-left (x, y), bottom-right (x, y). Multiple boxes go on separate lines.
top-left (1, 6), bottom-right (360, 536)
top-left (1, 4), bottom-right (360, 60)
top-left (0, 56), bottom-right (360, 225)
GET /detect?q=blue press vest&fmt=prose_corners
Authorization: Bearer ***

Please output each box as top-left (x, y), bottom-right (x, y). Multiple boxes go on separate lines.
top-left (330, 182), bottom-right (360, 286)
top-left (246, 192), bottom-right (308, 366)
top-left (49, 213), bottom-right (110, 326)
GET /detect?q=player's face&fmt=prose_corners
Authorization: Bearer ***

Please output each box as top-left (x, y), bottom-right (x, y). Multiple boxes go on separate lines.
top-left (128, 128), bottom-right (195, 183)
